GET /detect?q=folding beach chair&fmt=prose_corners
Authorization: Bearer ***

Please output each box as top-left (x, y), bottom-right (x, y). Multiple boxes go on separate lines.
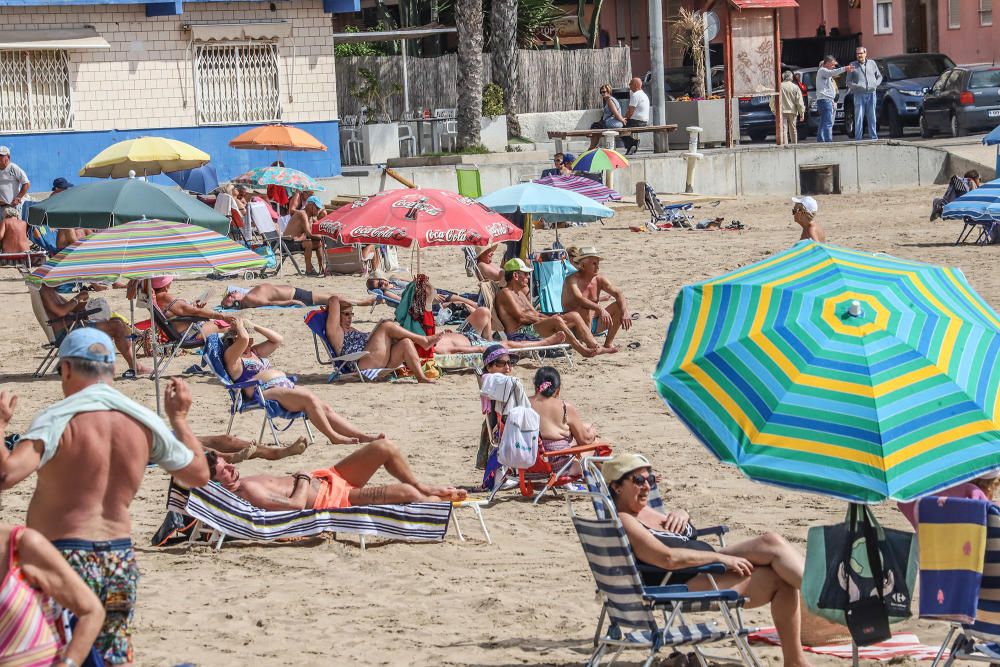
top-left (29, 288), bottom-right (99, 376)
top-left (164, 479), bottom-right (452, 552)
top-left (200, 334), bottom-right (316, 446)
top-left (919, 497), bottom-right (1000, 666)
top-left (28, 224), bottom-right (59, 256)
top-left (567, 486), bottom-right (762, 667)
top-left (145, 301), bottom-right (210, 379)
top-left (480, 374), bottom-right (608, 504)
top-left (456, 166), bottom-right (482, 198)
top-left (302, 308), bottom-right (397, 383)
top-left (246, 200), bottom-right (302, 275)
top-left (955, 218), bottom-right (999, 246)
top-left (324, 240), bottom-right (370, 276)
top-left (644, 184), bottom-right (694, 229)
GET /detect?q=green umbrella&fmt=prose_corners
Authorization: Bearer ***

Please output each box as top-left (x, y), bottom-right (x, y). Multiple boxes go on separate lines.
top-left (27, 177), bottom-right (229, 235)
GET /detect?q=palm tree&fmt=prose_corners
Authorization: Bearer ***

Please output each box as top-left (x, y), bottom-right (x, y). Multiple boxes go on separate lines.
top-left (456, 0), bottom-right (484, 148)
top-left (491, 0), bottom-right (522, 138)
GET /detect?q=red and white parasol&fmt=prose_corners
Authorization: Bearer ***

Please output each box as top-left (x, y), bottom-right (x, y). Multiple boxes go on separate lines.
top-left (311, 188), bottom-right (522, 252)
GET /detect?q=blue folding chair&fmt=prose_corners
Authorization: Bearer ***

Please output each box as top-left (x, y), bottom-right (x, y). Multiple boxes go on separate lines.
top-left (567, 483), bottom-right (761, 667)
top-left (28, 224), bottom-right (59, 256)
top-left (644, 183), bottom-right (694, 228)
top-left (200, 334), bottom-right (315, 446)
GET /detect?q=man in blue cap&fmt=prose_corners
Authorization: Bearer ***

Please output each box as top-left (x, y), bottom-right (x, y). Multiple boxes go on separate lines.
top-left (51, 177), bottom-right (73, 194)
top-left (283, 194), bottom-right (326, 275)
top-left (0, 328), bottom-right (209, 665)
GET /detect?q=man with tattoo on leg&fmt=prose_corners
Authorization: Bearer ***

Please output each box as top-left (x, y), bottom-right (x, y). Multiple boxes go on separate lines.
top-left (204, 440), bottom-right (467, 510)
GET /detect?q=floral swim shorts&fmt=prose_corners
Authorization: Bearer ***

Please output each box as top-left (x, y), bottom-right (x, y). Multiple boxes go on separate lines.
top-left (53, 538), bottom-right (139, 665)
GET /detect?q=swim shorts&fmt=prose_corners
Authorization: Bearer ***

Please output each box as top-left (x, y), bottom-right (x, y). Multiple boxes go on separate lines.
top-left (507, 324), bottom-right (539, 342)
top-left (311, 466), bottom-right (355, 509)
top-left (53, 538), bottom-right (138, 666)
top-left (293, 287), bottom-right (314, 306)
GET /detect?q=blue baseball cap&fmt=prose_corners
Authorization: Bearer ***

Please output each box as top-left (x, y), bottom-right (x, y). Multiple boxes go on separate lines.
top-left (52, 177), bottom-right (74, 190)
top-left (305, 195), bottom-right (323, 208)
top-left (58, 328), bottom-right (116, 364)
top-left (562, 153), bottom-right (576, 165)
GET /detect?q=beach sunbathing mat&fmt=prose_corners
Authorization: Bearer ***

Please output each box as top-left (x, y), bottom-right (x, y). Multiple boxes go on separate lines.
top-left (749, 627), bottom-right (946, 661)
top-left (167, 482), bottom-right (452, 544)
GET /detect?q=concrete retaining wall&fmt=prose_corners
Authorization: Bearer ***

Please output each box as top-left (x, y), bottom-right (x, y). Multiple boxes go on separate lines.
top-left (323, 140), bottom-right (957, 199)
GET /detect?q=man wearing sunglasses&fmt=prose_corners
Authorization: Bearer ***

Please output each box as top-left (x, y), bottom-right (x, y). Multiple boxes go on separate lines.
top-left (540, 153), bottom-right (565, 178)
top-left (791, 195), bottom-right (825, 242)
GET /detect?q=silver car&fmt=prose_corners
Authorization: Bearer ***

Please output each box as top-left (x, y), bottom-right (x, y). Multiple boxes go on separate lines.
top-left (920, 65), bottom-right (1000, 137)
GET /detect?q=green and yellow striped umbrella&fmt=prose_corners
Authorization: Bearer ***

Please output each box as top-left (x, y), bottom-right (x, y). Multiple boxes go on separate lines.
top-left (654, 241), bottom-right (1000, 503)
top-left (26, 219), bottom-right (266, 286)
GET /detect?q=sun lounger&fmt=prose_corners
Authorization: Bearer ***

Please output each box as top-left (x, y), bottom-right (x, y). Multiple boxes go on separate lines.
top-left (165, 479), bottom-right (452, 551)
top-left (643, 183), bottom-right (694, 229)
top-left (0, 250), bottom-right (46, 272)
top-left (567, 465), bottom-right (761, 667)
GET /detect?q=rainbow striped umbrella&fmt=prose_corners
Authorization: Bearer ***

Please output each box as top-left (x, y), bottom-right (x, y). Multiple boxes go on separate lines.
top-left (654, 241), bottom-right (1000, 503)
top-left (233, 165), bottom-right (325, 192)
top-left (26, 219), bottom-right (267, 286)
top-left (570, 148), bottom-right (629, 172)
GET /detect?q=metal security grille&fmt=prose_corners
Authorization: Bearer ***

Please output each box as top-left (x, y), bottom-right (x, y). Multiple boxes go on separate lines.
top-left (195, 42), bottom-right (280, 125)
top-left (0, 50), bottom-right (72, 133)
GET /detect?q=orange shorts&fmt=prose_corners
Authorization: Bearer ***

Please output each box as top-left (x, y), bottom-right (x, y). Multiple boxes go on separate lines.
top-left (311, 466), bottom-right (354, 509)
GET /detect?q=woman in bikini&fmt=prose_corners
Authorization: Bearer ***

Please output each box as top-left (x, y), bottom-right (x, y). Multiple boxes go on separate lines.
top-left (528, 366), bottom-right (597, 475)
top-left (222, 317), bottom-right (385, 446)
top-left (146, 276), bottom-right (234, 342)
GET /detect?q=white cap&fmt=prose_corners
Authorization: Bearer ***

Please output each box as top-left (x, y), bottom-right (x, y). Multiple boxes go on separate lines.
top-left (792, 196), bottom-right (818, 214)
top-left (0, 146), bottom-right (9, 156)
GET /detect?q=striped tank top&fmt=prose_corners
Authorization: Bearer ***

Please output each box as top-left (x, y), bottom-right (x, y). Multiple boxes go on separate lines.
top-left (0, 526), bottom-right (61, 667)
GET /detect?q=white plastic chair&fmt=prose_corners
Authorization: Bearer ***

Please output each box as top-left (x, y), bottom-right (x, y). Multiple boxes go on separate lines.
top-left (398, 124), bottom-right (417, 157)
top-left (440, 119), bottom-right (458, 152)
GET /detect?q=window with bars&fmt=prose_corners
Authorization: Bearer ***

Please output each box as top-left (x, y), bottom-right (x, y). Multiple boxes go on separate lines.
top-left (194, 42), bottom-right (281, 125)
top-left (0, 50), bottom-right (72, 133)
top-left (948, 0), bottom-right (961, 27)
top-left (982, 0), bottom-right (993, 26)
top-left (874, 0), bottom-right (893, 33)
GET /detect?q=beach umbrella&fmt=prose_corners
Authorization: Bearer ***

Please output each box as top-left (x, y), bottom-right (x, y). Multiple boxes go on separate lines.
top-left (228, 124), bottom-right (327, 152)
top-left (166, 165), bottom-right (219, 195)
top-left (570, 148), bottom-right (630, 172)
top-left (310, 188), bottom-right (521, 272)
top-left (26, 177), bottom-right (229, 235)
top-left (984, 124), bottom-right (1000, 176)
top-left (478, 182), bottom-right (613, 222)
top-left (654, 240), bottom-right (1000, 504)
top-left (26, 219), bottom-right (267, 412)
top-left (233, 165), bottom-right (325, 192)
top-left (80, 136), bottom-right (210, 179)
top-left (533, 174), bottom-right (622, 203)
top-left (942, 177), bottom-right (1000, 222)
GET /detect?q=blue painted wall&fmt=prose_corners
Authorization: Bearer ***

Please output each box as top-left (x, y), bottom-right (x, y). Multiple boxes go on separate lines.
top-left (2, 120), bottom-right (342, 195)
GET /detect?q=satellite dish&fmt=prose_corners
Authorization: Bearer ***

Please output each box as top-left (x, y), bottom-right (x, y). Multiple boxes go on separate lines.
top-left (704, 11), bottom-right (720, 41)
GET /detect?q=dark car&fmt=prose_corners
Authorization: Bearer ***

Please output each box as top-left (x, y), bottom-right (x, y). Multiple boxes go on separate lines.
top-left (844, 52), bottom-right (955, 137)
top-left (920, 65), bottom-right (1000, 137)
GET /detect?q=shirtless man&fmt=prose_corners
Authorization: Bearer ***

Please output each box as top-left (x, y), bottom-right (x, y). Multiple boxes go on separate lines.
top-left (792, 196), bottom-right (826, 242)
top-left (56, 227), bottom-right (90, 251)
top-left (495, 258), bottom-right (614, 357)
top-left (0, 206), bottom-right (29, 253)
top-left (39, 284), bottom-right (151, 376)
top-left (206, 439), bottom-right (466, 510)
top-left (474, 243), bottom-right (504, 282)
top-left (0, 328), bottom-right (209, 665)
top-left (220, 282), bottom-right (347, 309)
top-left (562, 246), bottom-right (630, 349)
top-left (282, 195), bottom-right (325, 275)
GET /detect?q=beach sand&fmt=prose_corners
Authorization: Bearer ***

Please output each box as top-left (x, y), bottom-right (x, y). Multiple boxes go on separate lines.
top-left (0, 185), bottom-right (979, 665)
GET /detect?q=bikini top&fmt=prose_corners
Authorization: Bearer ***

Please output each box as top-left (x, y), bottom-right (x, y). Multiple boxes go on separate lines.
top-left (0, 527), bottom-right (61, 666)
top-left (237, 355), bottom-right (271, 383)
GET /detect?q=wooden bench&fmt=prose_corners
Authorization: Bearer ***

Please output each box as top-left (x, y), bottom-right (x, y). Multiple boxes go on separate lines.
top-left (547, 124), bottom-right (678, 154)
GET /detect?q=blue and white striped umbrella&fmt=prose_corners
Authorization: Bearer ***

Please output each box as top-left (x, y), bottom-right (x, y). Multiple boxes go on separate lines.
top-left (943, 178), bottom-right (1000, 222)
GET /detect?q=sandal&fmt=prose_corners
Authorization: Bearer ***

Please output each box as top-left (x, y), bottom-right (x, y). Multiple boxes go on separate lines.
top-left (121, 369), bottom-right (137, 380)
top-left (229, 442), bottom-right (258, 463)
top-left (627, 341), bottom-right (641, 350)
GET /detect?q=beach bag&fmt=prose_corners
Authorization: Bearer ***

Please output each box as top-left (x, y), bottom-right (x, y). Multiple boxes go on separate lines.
top-left (252, 245), bottom-right (277, 271)
top-left (802, 504), bottom-right (917, 641)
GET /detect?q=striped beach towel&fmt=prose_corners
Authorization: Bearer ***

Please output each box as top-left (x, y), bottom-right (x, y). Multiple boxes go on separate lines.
top-left (167, 481), bottom-right (452, 543)
top-left (749, 628), bottom-right (946, 661)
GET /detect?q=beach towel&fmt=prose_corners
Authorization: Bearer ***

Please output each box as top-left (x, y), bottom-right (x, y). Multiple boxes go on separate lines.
top-left (480, 374), bottom-right (531, 414)
top-left (749, 628), bottom-right (946, 661)
top-left (20, 383), bottom-right (194, 471)
top-left (918, 496), bottom-right (989, 624)
top-left (394, 280), bottom-right (424, 336)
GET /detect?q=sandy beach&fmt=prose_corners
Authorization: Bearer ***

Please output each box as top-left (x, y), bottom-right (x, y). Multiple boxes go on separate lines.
top-left (0, 185), bottom-right (983, 666)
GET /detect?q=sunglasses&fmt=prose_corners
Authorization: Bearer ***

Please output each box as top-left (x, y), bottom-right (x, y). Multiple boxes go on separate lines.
top-left (628, 473), bottom-right (656, 487)
top-left (490, 358), bottom-right (513, 368)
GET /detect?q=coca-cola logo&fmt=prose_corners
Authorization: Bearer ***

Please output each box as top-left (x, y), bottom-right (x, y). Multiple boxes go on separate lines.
top-left (346, 225), bottom-right (408, 240)
top-left (317, 220), bottom-right (342, 235)
top-left (457, 195), bottom-right (477, 206)
top-left (350, 197), bottom-right (371, 209)
top-left (425, 228), bottom-right (482, 244)
top-left (391, 199), bottom-right (443, 216)
top-left (486, 222), bottom-right (511, 237)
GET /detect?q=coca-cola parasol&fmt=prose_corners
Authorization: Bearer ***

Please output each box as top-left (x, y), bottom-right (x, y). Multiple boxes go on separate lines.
top-left (310, 188), bottom-right (522, 250)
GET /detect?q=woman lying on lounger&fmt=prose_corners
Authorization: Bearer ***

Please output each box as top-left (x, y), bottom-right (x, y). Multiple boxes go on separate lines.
top-left (605, 453), bottom-right (815, 667)
top-left (222, 316), bottom-right (385, 445)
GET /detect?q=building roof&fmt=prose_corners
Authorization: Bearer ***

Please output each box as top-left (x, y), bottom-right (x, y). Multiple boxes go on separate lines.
top-left (331, 24), bottom-right (456, 43)
top-left (728, 0), bottom-right (799, 9)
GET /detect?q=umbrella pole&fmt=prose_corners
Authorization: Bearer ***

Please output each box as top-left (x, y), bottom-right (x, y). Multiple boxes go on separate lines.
top-left (148, 280), bottom-right (162, 415)
top-left (130, 294), bottom-right (137, 378)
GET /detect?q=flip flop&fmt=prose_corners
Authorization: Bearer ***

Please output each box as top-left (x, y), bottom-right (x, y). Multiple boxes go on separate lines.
top-left (121, 369), bottom-right (137, 380)
top-left (630, 312), bottom-right (640, 320)
top-left (627, 341), bottom-right (641, 350)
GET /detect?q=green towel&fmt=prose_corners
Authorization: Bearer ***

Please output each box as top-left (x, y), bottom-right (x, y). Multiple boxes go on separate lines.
top-left (394, 281), bottom-right (424, 335)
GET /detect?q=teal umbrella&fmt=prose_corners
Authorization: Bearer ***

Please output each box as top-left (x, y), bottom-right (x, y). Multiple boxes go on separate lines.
top-left (477, 182), bottom-right (613, 222)
top-left (27, 177), bottom-right (229, 235)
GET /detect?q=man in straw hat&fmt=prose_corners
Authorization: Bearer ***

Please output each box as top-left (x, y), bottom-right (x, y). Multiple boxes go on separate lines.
top-left (562, 246), bottom-right (631, 350)
top-left (0, 328), bottom-right (209, 664)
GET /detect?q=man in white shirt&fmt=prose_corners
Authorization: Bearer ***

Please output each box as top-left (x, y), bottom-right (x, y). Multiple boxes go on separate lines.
top-left (0, 146), bottom-right (29, 208)
top-left (622, 78), bottom-right (651, 155)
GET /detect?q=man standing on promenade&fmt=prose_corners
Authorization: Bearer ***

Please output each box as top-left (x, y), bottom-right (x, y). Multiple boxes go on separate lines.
top-left (847, 46), bottom-right (882, 141)
top-left (815, 56), bottom-right (852, 143)
top-left (770, 71), bottom-right (806, 144)
top-left (0, 146), bottom-right (29, 208)
top-left (0, 328), bottom-right (209, 665)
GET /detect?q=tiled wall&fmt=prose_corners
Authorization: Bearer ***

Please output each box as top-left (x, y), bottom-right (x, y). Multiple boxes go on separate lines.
top-left (4, 0), bottom-right (337, 131)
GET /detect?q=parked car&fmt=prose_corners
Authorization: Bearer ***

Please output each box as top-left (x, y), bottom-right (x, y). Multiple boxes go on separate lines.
top-left (795, 67), bottom-right (847, 136)
top-left (843, 52), bottom-right (955, 138)
top-left (920, 65), bottom-right (1000, 137)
